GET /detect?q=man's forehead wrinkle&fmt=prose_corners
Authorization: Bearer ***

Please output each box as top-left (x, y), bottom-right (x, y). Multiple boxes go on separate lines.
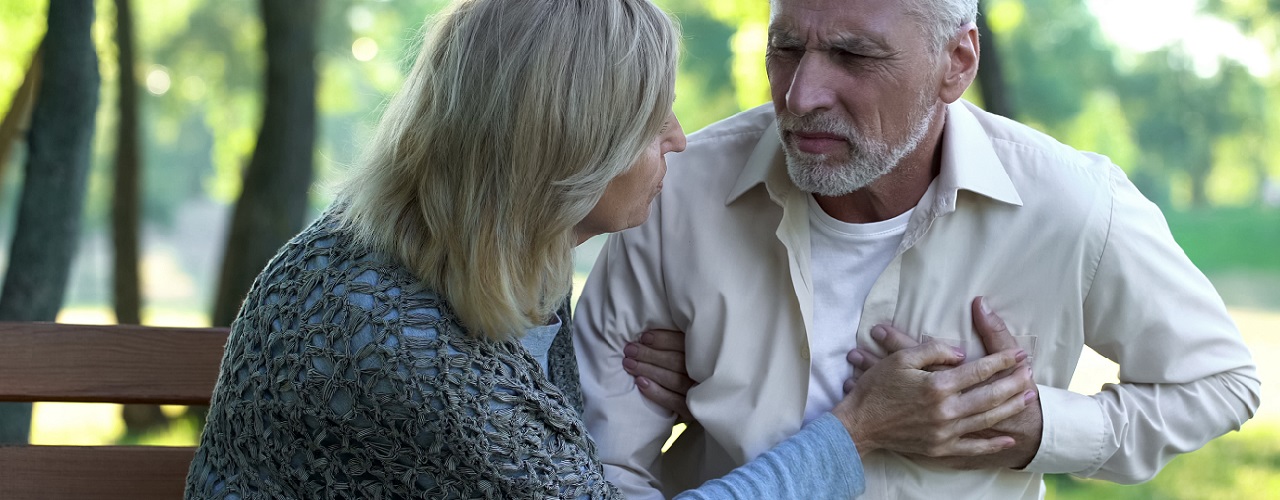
top-left (768, 20), bottom-right (893, 54)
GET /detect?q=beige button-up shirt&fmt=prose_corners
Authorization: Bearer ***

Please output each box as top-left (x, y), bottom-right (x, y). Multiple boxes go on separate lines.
top-left (574, 101), bottom-right (1260, 499)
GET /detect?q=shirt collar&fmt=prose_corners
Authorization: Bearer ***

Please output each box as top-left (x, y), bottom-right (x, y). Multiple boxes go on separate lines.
top-left (937, 100), bottom-right (1023, 209)
top-left (726, 124), bottom-right (786, 205)
top-left (725, 100), bottom-right (1024, 209)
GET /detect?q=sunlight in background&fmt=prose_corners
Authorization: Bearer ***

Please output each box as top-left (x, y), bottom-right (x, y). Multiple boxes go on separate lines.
top-left (1088, 0), bottom-right (1273, 77)
top-left (352, 37), bottom-right (379, 62)
top-left (145, 65), bottom-right (171, 95)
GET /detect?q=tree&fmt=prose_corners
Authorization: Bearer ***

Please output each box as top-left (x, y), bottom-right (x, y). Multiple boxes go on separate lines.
top-left (0, 0), bottom-right (99, 444)
top-left (112, 0), bottom-right (142, 327)
top-left (1119, 51), bottom-right (1259, 208)
top-left (0, 43), bottom-right (41, 179)
top-left (210, 0), bottom-right (320, 327)
top-left (111, 0), bottom-right (172, 438)
top-left (975, 0), bottom-right (1015, 118)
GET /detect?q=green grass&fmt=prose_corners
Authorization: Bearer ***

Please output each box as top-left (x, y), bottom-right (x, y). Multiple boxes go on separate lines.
top-left (1046, 422), bottom-right (1280, 500)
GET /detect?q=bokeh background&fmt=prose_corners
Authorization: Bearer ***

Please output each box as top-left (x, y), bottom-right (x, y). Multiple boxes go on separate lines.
top-left (0, 0), bottom-right (1276, 497)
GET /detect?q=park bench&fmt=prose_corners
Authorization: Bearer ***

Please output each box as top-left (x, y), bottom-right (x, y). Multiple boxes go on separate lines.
top-left (0, 322), bottom-right (228, 499)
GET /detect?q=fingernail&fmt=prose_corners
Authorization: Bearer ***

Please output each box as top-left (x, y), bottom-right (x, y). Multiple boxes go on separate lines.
top-left (636, 377), bottom-right (651, 389)
top-left (871, 325), bottom-right (887, 341)
top-left (623, 358), bottom-right (638, 371)
top-left (624, 344), bottom-right (639, 358)
top-left (979, 297), bottom-right (992, 316)
top-left (848, 351), bottom-right (863, 364)
top-left (640, 332), bottom-right (654, 345)
top-left (1024, 390), bottom-right (1038, 403)
top-left (952, 346), bottom-right (966, 359)
top-left (1015, 350), bottom-right (1027, 363)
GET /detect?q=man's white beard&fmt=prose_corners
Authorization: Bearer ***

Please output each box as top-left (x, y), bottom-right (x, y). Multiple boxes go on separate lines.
top-left (779, 93), bottom-right (934, 197)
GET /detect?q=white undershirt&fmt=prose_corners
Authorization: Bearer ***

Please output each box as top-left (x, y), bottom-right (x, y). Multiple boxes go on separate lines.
top-left (803, 195), bottom-right (913, 424)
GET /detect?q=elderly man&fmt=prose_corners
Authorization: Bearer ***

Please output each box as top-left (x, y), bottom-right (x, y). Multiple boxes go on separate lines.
top-left (573, 0), bottom-right (1261, 498)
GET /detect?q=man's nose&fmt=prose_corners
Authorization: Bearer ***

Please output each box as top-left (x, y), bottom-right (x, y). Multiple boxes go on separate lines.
top-left (785, 54), bottom-right (838, 116)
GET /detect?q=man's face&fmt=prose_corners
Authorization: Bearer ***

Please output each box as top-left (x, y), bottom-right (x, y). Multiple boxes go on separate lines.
top-left (766, 0), bottom-right (943, 196)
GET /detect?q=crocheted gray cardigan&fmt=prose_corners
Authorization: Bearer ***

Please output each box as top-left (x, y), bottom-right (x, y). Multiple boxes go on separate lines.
top-left (186, 211), bottom-right (623, 499)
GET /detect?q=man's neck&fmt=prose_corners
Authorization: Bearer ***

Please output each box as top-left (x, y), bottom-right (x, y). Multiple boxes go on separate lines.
top-left (812, 112), bottom-right (946, 224)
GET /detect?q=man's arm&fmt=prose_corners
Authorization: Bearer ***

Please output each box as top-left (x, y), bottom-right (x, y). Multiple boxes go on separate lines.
top-left (575, 229), bottom-right (682, 499)
top-left (851, 167), bottom-right (1261, 482)
top-left (1024, 165), bottom-right (1260, 482)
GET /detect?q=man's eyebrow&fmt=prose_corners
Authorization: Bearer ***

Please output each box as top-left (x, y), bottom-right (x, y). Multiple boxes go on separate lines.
top-left (767, 22), bottom-right (803, 46)
top-left (828, 33), bottom-right (895, 55)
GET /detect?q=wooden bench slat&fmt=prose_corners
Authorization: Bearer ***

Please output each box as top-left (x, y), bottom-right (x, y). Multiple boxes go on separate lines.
top-left (0, 322), bottom-right (228, 405)
top-left (0, 446), bottom-right (195, 499)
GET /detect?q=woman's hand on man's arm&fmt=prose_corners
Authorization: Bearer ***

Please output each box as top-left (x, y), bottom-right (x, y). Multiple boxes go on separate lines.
top-left (623, 328), bottom-right (696, 422)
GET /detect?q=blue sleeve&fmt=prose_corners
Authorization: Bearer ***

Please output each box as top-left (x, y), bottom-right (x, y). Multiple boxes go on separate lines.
top-left (674, 413), bottom-right (865, 499)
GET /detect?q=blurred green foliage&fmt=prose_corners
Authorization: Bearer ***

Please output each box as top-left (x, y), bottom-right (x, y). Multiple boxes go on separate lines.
top-left (2, 0), bottom-right (1278, 227)
top-left (1045, 423), bottom-right (1280, 499)
top-left (1166, 207), bottom-right (1280, 272)
top-left (0, 1), bottom-right (1276, 497)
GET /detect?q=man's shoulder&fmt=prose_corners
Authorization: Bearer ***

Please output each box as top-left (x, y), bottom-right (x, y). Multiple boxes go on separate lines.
top-left (685, 103), bottom-right (777, 147)
top-left (964, 101), bottom-right (1117, 195)
top-left (664, 104), bottom-right (775, 195)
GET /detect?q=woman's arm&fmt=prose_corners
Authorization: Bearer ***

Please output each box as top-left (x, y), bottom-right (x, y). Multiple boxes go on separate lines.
top-left (676, 413), bottom-right (865, 499)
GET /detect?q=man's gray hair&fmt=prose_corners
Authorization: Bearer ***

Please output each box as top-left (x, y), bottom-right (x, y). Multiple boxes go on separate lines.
top-left (909, 0), bottom-right (978, 52)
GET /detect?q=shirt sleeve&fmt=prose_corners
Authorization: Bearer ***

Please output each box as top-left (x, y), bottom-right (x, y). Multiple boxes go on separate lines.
top-left (1022, 164), bottom-right (1261, 482)
top-left (675, 413), bottom-right (866, 500)
top-left (574, 219), bottom-right (682, 498)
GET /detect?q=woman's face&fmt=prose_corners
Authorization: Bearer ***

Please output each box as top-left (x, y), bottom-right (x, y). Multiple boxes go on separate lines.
top-left (575, 111), bottom-right (687, 244)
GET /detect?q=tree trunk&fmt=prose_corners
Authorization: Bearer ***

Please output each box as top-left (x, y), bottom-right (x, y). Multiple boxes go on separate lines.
top-left (112, 0), bottom-right (142, 327)
top-left (210, 0), bottom-right (320, 327)
top-left (975, 1), bottom-right (1016, 118)
top-left (0, 43), bottom-right (43, 179)
top-left (0, 0), bottom-right (100, 445)
top-left (112, 0), bottom-right (170, 438)
top-left (1189, 160), bottom-right (1211, 209)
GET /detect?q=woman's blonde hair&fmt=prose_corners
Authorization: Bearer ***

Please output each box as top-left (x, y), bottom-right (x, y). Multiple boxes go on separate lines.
top-left (338, 0), bottom-right (679, 340)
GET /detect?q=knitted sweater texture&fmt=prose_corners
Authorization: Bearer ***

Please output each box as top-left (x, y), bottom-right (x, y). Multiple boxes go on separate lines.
top-left (185, 211), bottom-right (621, 499)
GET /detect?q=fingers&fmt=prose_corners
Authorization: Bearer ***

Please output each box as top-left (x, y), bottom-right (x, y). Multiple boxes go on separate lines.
top-left (953, 367), bottom-right (1036, 433)
top-left (847, 348), bottom-right (881, 372)
top-left (934, 348), bottom-right (1025, 393)
top-left (871, 324), bottom-right (921, 353)
top-left (892, 340), bottom-right (967, 371)
top-left (625, 330), bottom-right (695, 420)
top-left (623, 354), bottom-right (696, 394)
top-left (639, 329), bottom-right (685, 352)
top-left (624, 341), bottom-right (685, 377)
top-left (942, 435), bottom-right (1017, 457)
top-left (635, 376), bottom-right (692, 421)
top-left (972, 297), bottom-right (1017, 355)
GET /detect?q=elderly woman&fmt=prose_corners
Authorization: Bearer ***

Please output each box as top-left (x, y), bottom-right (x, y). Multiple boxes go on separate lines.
top-left (185, 0), bottom-right (1030, 498)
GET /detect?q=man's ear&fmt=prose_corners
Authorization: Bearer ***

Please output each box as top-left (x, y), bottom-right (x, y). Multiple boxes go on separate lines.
top-left (938, 23), bottom-right (979, 104)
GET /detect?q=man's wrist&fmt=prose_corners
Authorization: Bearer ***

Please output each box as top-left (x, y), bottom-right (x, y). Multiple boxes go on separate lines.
top-left (831, 403), bottom-right (878, 458)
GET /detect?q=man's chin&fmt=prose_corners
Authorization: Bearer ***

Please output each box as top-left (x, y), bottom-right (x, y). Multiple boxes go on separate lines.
top-left (782, 146), bottom-right (846, 170)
